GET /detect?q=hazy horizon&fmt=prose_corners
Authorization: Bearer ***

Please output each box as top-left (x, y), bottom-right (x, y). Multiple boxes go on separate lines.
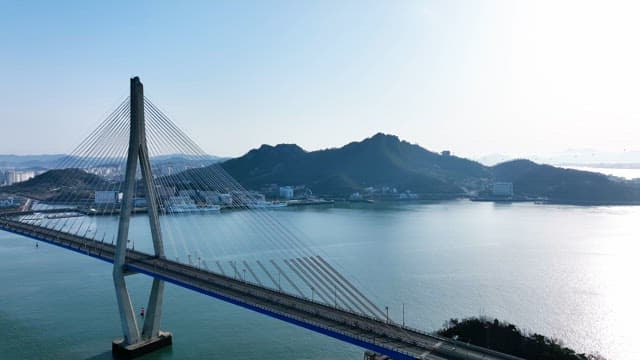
top-left (2, 1), bottom-right (639, 159)
top-left (6, 132), bottom-right (640, 170)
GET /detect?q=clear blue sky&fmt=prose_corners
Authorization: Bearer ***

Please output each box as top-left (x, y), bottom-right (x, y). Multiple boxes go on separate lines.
top-left (1, 1), bottom-right (639, 158)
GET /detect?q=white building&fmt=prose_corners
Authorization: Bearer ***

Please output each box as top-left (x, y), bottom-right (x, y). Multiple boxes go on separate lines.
top-left (200, 191), bottom-right (233, 206)
top-left (492, 182), bottom-right (514, 197)
top-left (6, 170), bottom-right (35, 185)
top-left (279, 186), bottom-right (294, 199)
top-left (95, 191), bottom-right (118, 204)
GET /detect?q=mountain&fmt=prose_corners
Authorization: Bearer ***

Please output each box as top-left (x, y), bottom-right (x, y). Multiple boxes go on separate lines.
top-left (5, 135), bottom-right (640, 204)
top-left (218, 134), bottom-right (640, 203)
top-left (0, 154), bottom-right (67, 169)
top-left (492, 159), bottom-right (640, 203)
top-left (220, 133), bottom-right (490, 195)
top-left (476, 154), bottom-right (514, 166)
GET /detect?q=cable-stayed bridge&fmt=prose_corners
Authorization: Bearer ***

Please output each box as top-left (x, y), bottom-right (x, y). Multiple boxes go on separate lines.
top-left (0, 78), bottom-right (521, 360)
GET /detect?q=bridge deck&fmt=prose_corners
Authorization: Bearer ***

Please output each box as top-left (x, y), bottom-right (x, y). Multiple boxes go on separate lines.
top-left (0, 217), bottom-right (522, 360)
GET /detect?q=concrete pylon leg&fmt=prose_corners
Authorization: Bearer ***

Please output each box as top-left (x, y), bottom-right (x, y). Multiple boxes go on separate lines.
top-left (113, 271), bottom-right (141, 344)
top-left (112, 77), bottom-right (172, 359)
top-left (142, 278), bottom-right (164, 339)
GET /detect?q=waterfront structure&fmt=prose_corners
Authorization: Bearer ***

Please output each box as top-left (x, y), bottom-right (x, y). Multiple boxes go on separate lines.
top-left (279, 186), bottom-right (294, 199)
top-left (132, 197), bottom-right (148, 208)
top-left (0, 196), bottom-right (15, 208)
top-left (95, 191), bottom-right (119, 204)
top-left (200, 191), bottom-right (233, 206)
top-left (166, 195), bottom-right (220, 213)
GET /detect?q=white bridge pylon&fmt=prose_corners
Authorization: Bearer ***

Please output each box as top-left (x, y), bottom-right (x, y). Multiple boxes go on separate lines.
top-left (112, 77), bottom-right (172, 356)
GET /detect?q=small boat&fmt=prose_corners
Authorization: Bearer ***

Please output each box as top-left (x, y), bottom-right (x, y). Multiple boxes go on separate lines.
top-left (168, 203), bottom-right (221, 213)
top-left (166, 196), bottom-right (221, 214)
top-left (246, 200), bottom-right (287, 209)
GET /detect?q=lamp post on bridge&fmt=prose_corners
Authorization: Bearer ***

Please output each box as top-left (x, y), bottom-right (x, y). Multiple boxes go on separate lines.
top-left (402, 303), bottom-right (405, 327)
top-left (311, 286), bottom-right (315, 302)
top-left (278, 270), bottom-right (281, 291)
top-left (385, 306), bottom-right (389, 324)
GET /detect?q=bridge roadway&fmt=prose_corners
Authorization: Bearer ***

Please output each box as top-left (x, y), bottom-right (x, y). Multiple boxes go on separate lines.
top-left (0, 217), bottom-right (522, 360)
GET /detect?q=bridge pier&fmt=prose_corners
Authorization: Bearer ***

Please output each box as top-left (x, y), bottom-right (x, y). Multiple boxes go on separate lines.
top-left (112, 331), bottom-right (173, 360)
top-left (111, 77), bottom-right (171, 359)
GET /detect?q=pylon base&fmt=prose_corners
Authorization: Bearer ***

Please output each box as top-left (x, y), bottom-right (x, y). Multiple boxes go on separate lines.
top-left (112, 331), bottom-right (172, 359)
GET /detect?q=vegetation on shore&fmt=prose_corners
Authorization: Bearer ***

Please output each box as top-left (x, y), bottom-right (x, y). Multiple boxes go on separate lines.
top-left (436, 317), bottom-right (606, 360)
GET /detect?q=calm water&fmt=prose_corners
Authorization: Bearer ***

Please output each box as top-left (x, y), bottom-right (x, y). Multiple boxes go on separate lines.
top-left (1, 200), bottom-right (638, 359)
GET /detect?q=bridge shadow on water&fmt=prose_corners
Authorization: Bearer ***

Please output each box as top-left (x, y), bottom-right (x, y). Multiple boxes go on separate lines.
top-left (84, 347), bottom-right (174, 360)
top-left (83, 351), bottom-right (112, 360)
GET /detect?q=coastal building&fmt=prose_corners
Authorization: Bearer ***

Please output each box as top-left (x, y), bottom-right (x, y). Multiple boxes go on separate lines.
top-left (0, 196), bottom-right (15, 208)
top-left (492, 182), bottom-right (514, 197)
top-left (200, 191), bottom-right (233, 206)
top-left (95, 191), bottom-right (118, 204)
top-left (217, 193), bottom-right (233, 205)
top-left (6, 170), bottom-right (35, 185)
top-left (133, 197), bottom-right (147, 208)
top-left (279, 186), bottom-right (294, 199)
top-left (231, 191), bottom-right (265, 205)
top-left (441, 150), bottom-right (451, 156)
top-left (397, 191), bottom-right (419, 200)
top-left (166, 194), bottom-right (220, 213)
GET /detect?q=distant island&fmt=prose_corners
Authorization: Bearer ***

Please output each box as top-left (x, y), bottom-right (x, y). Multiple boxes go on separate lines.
top-left (3, 133), bottom-right (640, 205)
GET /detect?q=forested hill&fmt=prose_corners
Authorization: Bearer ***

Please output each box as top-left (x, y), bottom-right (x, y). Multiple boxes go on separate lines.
top-left (3, 168), bottom-right (109, 201)
top-left (492, 159), bottom-right (640, 203)
top-left (218, 133), bottom-right (640, 203)
top-left (221, 133), bottom-right (489, 195)
top-left (6, 134), bottom-right (640, 204)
